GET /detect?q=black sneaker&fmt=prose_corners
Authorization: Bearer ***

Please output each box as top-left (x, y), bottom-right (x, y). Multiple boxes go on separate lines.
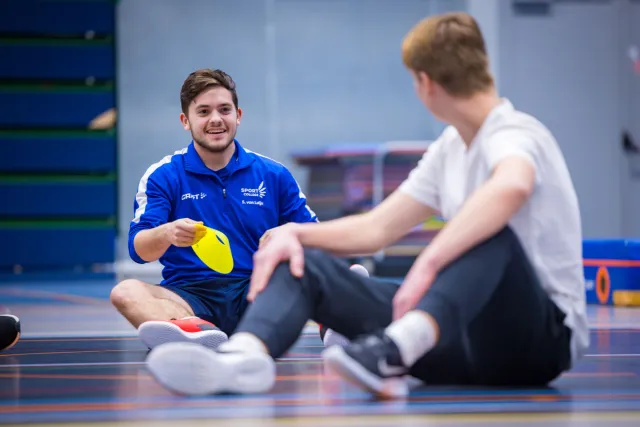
top-left (321, 330), bottom-right (409, 398)
top-left (0, 314), bottom-right (20, 352)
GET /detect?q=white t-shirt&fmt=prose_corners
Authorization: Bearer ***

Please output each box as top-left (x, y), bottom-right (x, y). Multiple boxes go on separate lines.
top-left (399, 99), bottom-right (589, 365)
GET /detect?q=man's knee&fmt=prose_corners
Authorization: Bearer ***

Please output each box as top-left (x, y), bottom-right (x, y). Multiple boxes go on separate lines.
top-left (270, 248), bottom-right (335, 277)
top-left (110, 279), bottom-right (146, 311)
top-left (302, 248), bottom-right (336, 269)
top-left (267, 248), bottom-right (336, 293)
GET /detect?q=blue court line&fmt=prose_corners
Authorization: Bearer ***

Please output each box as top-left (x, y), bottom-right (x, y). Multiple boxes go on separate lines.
top-left (3, 400), bottom-right (640, 425)
top-left (1, 382), bottom-right (639, 408)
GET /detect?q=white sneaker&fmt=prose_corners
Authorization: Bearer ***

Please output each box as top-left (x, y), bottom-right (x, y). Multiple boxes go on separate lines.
top-left (146, 342), bottom-right (275, 395)
top-left (138, 317), bottom-right (228, 350)
top-left (322, 263), bottom-right (369, 348)
top-left (323, 328), bottom-right (350, 348)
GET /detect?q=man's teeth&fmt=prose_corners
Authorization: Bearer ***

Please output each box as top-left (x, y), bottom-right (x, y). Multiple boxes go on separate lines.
top-left (207, 130), bottom-right (225, 134)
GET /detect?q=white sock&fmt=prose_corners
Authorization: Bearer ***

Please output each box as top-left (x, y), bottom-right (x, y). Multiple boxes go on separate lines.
top-left (384, 311), bottom-right (438, 367)
top-left (218, 332), bottom-right (269, 354)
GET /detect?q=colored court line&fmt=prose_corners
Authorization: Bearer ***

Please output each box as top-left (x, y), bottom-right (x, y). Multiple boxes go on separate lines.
top-left (563, 372), bottom-right (636, 377)
top-left (583, 259), bottom-right (640, 267)
top-left (0, 361), bottom-right (146, 368)
top-left (5, 387), bottom-right (640, 409)
top-left (11, 411), bottom-right (640, 427)
top-left (0, 349), bottom-right (134, 358)
top-left (585, 354), bottom-right (640, 358)
top-left (0, 373), bottom-right (339, 381)
top-left (3, 393), bottom-right (640, 415)
top-left (0, 287), bottom-right (110, 306)
top-left (0, 360), bottom-right (324, 369)
top-left (23, 337), bottom-right (139, 342)
top-left (1, 371), bottom-right (635, 382)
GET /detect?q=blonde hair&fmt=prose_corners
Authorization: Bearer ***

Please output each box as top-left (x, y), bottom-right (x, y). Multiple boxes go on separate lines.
top-left (401, 12), bottom-right (494, 97)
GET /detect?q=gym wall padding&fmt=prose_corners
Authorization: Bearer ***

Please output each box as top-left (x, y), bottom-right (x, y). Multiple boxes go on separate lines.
top-left (583, 239), bottom-right (640, 307)
top-left (0, 0), bottom-right (117, 274)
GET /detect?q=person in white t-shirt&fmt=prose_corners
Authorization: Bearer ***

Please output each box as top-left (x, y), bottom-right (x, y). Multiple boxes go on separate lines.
top-left (144, 11), bottom-right (589, 398)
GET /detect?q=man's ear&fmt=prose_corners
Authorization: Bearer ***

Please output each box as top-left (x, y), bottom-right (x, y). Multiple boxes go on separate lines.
top-left (180, 112), bottom-right (190, 130)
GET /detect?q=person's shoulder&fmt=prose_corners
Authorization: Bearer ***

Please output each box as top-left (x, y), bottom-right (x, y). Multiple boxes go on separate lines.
top-left (139, 147), bottom-right (189, 183)
top-left (244, 147), bottom-right (292, 174)
top-left (489, 103), bottom-right (554, 140)
top-left (427, 125), bottom-right (461, 155)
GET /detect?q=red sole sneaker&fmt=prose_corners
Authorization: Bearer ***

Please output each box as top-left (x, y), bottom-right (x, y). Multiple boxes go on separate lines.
top-left (138, 320), bottom-right (228, 350)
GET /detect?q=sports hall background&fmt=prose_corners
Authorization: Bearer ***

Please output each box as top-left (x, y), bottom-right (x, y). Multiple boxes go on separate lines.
top-left (1, 0), bottom-right (640, 425)
top-left (1, 0), bottom-right (639, 282)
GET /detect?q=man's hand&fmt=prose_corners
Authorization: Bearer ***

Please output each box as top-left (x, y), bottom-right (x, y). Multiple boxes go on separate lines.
top-left (259, 226), bottom-right (279, 248)
top-left (248, 224), bottom-right (304, 302)
top-left (163, 218), bottom-right (203, 247)
top-left (392, 255), bottom-right (437, 320)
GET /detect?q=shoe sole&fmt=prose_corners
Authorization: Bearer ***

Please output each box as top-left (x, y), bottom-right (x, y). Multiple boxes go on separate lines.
top-left (323, 328), bottom-right (350, 348)
top-left (146, 342), bottom-right (275, 395)
top-left (322, 346), bottom-right (408, 399)
top-left (138, 321), bottom-right (228, 350)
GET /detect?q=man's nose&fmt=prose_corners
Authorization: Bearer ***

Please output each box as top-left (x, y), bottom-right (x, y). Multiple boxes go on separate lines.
top-left (209, 112), bottom-right (222, 125)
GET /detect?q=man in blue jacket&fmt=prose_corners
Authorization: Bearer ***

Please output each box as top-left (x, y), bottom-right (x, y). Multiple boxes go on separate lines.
top-left (110, 69), bottom-right (322, 350)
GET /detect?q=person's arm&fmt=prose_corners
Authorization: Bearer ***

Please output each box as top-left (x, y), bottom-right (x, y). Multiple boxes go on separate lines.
top-left (415, 133), bottom-right (539, 274)
top-left (290, 140), bottom-right (445, 255)
top-left (248, 140), bottom-right (444, 301)
top-left (417, 156), bottom-right (535, 271)
top-left (133, 225), bottom-right (172, 263)
top-left (390, 131), bottom-right (542, 319)
top-left (128, 170), bottom-right (173, 263)
top-left (290, 191), bottom-right (436, 256)
top-left (277, 167), bottom-right (319, 225)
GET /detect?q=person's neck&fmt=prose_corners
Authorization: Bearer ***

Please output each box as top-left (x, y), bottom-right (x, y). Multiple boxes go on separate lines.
top-left (447, 89), bottom-right (502, 147)
top-left (194, 140), bottom-right (236, 171)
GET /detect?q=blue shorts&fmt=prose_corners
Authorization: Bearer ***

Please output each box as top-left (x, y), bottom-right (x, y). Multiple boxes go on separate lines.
top-left (158, 276), bottom-right (250, 335)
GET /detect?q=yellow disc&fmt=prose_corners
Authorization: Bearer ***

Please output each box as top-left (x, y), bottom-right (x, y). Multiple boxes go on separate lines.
top-left (191, 225), bottom-right (234, 274)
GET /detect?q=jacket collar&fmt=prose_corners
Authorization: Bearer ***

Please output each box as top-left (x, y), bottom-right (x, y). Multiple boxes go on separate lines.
top-left (184, 139), bottom-right (255, 176)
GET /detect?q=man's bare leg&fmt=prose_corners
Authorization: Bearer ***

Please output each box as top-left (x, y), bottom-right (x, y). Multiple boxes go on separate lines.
top-left (110, 279), bottom-right (194, 329)
top-left (111, 279), bottom-right (228, 350)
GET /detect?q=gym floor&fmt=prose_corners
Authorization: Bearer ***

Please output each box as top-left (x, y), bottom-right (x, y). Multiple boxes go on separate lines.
top-left (0, 279), bottom-right (639, 427)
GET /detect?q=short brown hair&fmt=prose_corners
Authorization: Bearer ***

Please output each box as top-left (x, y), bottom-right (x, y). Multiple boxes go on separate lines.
top-left (180, 69), bottom-right (239, 114)
top-left (401, 12), bottom-right (493, 97)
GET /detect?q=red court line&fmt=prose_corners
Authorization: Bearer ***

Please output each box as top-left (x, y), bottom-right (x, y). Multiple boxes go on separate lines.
top-left (22, 337), bottom-right (139, 342)
top-left (583, 259), bottom-right (640, 267)
top-left (0, 349), bottom-right (133, 358)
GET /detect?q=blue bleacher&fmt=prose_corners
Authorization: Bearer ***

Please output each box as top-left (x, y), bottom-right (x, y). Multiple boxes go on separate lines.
top-left (0, 0), bottom-right (114, 35)
top-left (0, 88), bottom-right (115, 127)
top-left (0, 131), bottom-right (116, 173)
top-left (0, 42), bottom-right (115, 80)
top-left (0, 178), bottom-right (116, 217)
top-left (0, 0), bottom-right (117, 275)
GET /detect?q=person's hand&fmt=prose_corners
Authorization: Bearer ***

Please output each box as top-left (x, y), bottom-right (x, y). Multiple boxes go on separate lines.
top-left (259, 226), bottom-right (279, 248)
top-left (392, 258), bottom-right (437, 320)
top-left (248, 224), bottom-right (304, 302)
top-left (163, 218), bottom-right (203, 247)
